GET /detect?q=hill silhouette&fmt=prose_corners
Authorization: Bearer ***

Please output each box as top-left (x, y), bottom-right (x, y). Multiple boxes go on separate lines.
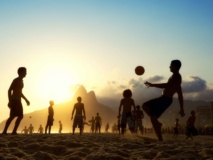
top-left (0, 85), bottom-right (117, 133)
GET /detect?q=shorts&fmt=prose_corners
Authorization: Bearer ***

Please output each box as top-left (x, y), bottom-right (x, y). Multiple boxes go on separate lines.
top-left (143, 96), bottom-right (172, 118)
top-left (135, 119), bottom-right (143, 130)
top-left (96, 122), bottom-right (101, 129)
top-left (121, 112), bottom-right (134, 129)
top-left (73, 114), bottom-right (83, 128)
top-left (9, 100), bottom-right (23, 117)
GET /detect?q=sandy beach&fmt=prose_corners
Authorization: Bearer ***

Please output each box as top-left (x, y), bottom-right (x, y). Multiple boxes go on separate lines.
top-left (0, 133), bottom-right (213, 160)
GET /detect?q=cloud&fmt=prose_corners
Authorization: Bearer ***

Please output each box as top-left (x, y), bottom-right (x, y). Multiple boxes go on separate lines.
top-left (146, 75), bottom-right (164, 82)
top-left (182, 76), bottom-right (207, 93)
top-left (96, 75), bottom-right (213, 108)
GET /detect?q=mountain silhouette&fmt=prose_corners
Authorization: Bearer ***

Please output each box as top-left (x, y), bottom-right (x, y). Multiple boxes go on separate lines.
top-left (0, 85), bottom-right (117, 133)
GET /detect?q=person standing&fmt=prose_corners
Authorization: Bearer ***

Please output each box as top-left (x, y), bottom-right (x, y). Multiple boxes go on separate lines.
top-left (185, 110), bottom-right (197, 140)
top-left (173, 118), bottom-right (180, 138)
top-left (132, 105), bottom-right (144, 134)
top-left (118, 89), bottom-right (136, 135)
top-left (71, 97), bottom-right (86, 135)
top-left (59, 121), bottom-right (63, 133)
top-left (45, 100), bottom-right (54, 134)
top-left (2, 67), bottom-right (30, 135)
top-left (28, 124), bottom-right (34, 134)
top-left (95, 112), bottom-right (102, 133)
top-left (38, 125), bottom-right (44, 134)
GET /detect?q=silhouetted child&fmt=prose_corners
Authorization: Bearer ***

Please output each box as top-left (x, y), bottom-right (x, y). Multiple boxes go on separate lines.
top-left (28, 124), bottom-right (34, 134)
top-left (45, 100), bottom-right (54, 134)
top-left (38, 125), bottom-right (44, 134)
top-left (71, 96), bottom-right (86, 135)
top-left (59, 121), bottom-right (62, 133)
top-left (142, 60), bottom-right (185, 141)
top-left (186, 110), bottom-right (197, 140)
top-left (2, 67), bottom-right (30, 135)
top-left (118, 89), bottom-right (136, 135)
top-left (21, 126), bottom-right (29, 134)
top-left (132, 105), bottom-right (144, 134)
top-left (95, 113), bottom-right (102, 133)
top-left (173, 118), bottom-right (179, 138)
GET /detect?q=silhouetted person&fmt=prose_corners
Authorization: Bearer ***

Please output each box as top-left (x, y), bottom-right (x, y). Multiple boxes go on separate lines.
top-left (21, 126), bottom-right (29, 134)
top-left (59, 121), bottom-right (63, 133)
top-left (173, 118), bottom-right (179, 138)
top-left (105, 123), bottom-right (110, 133)
top-left (88, 116), bottom-right (95, 133)
top-left (118, 89), bottom-right (136, 135)
top-left (2, 67), bottom-right (30, 135)
top-left (45, 100), bottom-right (54, 134)
top-left (28, 124), bottom-right (34, 134)
top-left (132, 105), bottom-right (144, 134)
top-left (186, 110), bottom-right (197, 140)
top-left (95, 112), bottom-right (102, 133)
top-left (71, 97), bottom-right (86, 135)
top-left (142, 60), bottom-right (185, 141)
top-left (38, 125), bottom-right (44, 134)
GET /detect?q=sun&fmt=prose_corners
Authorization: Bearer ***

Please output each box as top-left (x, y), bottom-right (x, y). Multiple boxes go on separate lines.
top-left (35, 67), bottom-right (76, 104)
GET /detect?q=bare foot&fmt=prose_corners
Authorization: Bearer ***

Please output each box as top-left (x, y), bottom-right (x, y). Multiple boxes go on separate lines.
top-left (150, 116), bottom-right (163, 141)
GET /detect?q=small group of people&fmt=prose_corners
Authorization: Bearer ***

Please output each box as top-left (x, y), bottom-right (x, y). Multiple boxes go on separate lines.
top-left (21, 124), bottom-right (34, 134)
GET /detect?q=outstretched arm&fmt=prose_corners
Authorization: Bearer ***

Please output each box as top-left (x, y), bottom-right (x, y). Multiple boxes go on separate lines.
top-left (145, 81), bottom-right (167, 89)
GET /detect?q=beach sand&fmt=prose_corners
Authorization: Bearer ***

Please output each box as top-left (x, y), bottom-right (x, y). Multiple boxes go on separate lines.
top-left (0, 133), bottom-right (213, 160)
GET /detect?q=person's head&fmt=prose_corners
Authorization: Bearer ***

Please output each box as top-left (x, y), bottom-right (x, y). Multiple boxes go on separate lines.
top-left (123, 89), bottom-right (132, 98)
top-left (77, 96), bottom-right (82, 102)
top-left (18, 67), bottom-right (27, 77)
top-left (191, 110), bottom-right (195, 116)
top-left (176, 118), bottom-right (179, 121)
top-left (170, 60), bottom-right (181, 72)
top-left (97, 112), bottom-right (99, 116)
top-left (49, 100), bottom-right (54, 106)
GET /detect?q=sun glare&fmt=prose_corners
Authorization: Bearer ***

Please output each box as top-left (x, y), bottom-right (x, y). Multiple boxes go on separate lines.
top-left (35, 67), bottom-right (76, 104)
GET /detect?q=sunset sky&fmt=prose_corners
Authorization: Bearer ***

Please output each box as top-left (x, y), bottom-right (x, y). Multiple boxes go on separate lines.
top-left (0, 0), bottom-right (213, 122)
